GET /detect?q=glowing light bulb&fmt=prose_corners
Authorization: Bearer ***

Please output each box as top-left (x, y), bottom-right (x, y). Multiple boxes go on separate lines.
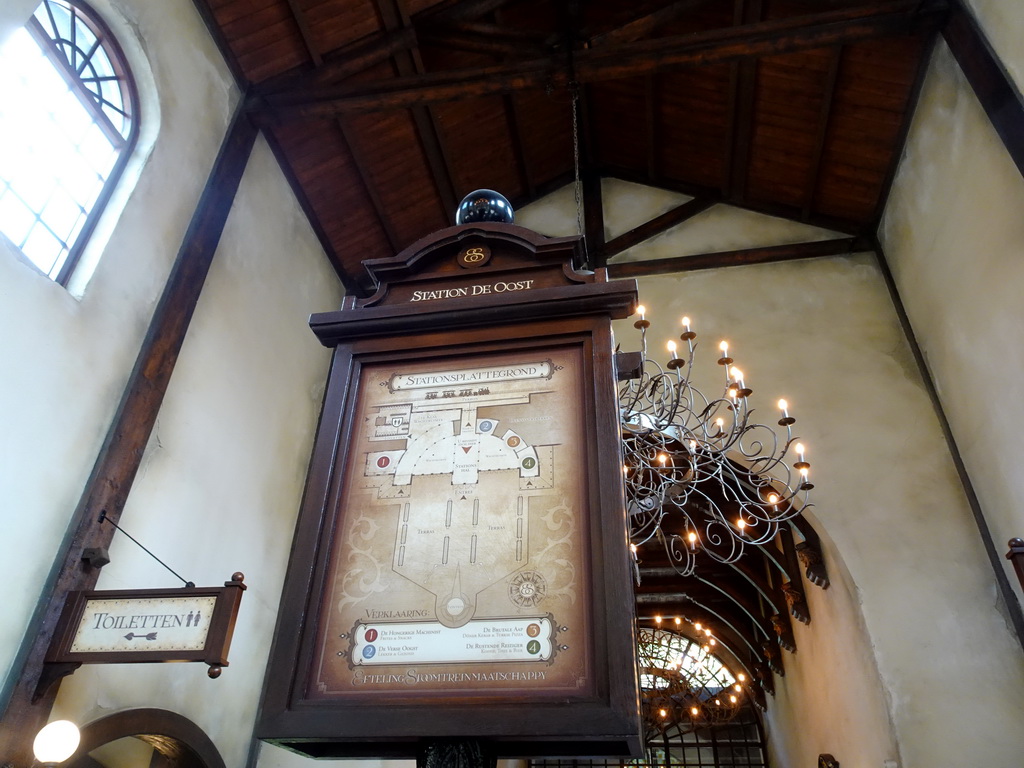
top-left (728, 387), bottom-right (738, 400)
top-left (715, 417), bottom-right (724, 429)
top-left (655, 615), bottom-right (662, 625)
top-left (715, 699), bottom-right (721, 706)
top-left (659, 709), bottom-right (667, 718)
top-left (658, 453), bottom-right (668, 466)
top-left (637, 304), bottom-right (646, 320)
top-left (630, 543), bottom-right (637, 554)
top-left (33, 721), bottom-right (81, 765)
top-left (667, 340), bottom-right (677, 355)
top-left (709, 637), bottom-right (716, 646)
top-left (674, 617), bottom-right (681, 626)
top-left (687, 531), bottom-right (697, 543)
top-left (778, 398), bottom-right (788, 414)
top-left (800, 466), bottom-right (810, 480)
top-left (704, 628), bottom-right (712, 636)
top-left (796, 443), bottom-right (806, 462)
top-left (690, 707), bottom-right (699, 716)
top-left (729, 695), bottom-right (737, 703)
top-left (732, 367), bottom-right (744, 387)
top-left (734, 683), bottom-right (742, 691)
top-left (682, 316), bottom-right (691, 331)
top-left (738, 673), bottom-right (746, 682)
top-left (719, 340), bottom-right (729, 357)
top-left (737, 518), bottom-right (746, 530)
top-left (768, 493), bottom-right (779, 506)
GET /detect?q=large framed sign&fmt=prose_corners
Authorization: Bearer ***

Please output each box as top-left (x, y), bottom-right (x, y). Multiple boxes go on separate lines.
top-left (257, 223), bottom-right (640, 759)
top-left (313, 345), bottom-right (588, 699)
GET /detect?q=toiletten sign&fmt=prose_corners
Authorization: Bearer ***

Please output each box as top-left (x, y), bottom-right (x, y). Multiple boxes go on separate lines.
top-left (46, 575), bottom-right (245, 671)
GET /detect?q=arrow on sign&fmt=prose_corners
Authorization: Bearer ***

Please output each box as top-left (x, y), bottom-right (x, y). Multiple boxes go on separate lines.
top-left (123, 632), bottom-right (158, 641)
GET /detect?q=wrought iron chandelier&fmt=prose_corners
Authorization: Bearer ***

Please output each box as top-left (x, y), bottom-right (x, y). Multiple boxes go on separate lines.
top-left (620, 308), bottom-right (814, 578)
top-left (638, 625), bottom-right (746, 731)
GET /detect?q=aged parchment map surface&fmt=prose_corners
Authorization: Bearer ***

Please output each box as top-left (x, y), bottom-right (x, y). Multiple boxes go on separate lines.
top-left (311, 346), bottom-right (591, 698)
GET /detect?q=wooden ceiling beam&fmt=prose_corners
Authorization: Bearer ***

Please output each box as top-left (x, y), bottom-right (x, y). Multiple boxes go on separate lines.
top-left (418, 28), bottom-right (545, 58)
top-left (377, 0), bottom-right (459, 222)
top-left (284, 0), bottom-right (322, 67)
top-left (605, 197), bottom-right (716, 259)
top-left (253, 1), bottom-right (945, 117)
top-left (587, 0), bottom-right (715, 47)
top-left (261, 128), bottom-right (364, 294)
top-left (336, 118), bottom-right (401, 253)
top-left (604, 165), bottom-right (867, 234)
top-left (725, 0), bottom-right (761, 203)
top-left (606, 236), bottom-right (873, 278)
top-left (802, 45), bottom-right (842, 219)
top-left (943, 0), bottom-right (1024, 182)
top-left (418, 0), bottom-right (520, 24)
top-left (257, 28), bottom-right (418, 94)
top-left (504, 94), bottom-right (534, 198)
top-left (645, 74), bottom-right (658, 182)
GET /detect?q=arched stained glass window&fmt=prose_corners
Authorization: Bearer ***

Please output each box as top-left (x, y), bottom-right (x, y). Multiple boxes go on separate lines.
top-left (0, 0), bottom-right (138, 284)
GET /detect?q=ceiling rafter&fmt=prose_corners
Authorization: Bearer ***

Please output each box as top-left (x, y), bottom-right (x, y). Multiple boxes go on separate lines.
top-left (250, 1), bottom-right (946, 118)
top-left (283, 0), bottom-right (322, 67)
top-left (725, 0), bottom-right (762, 202)
top-left (802, 45), bottom-right (843, 218)
top-left (645, 74), bottom-right (658, 182)
top-left (376, 0), bottom-right (458, 223)
top-left (605, 197), bottom-right (717, 260)
top-left (586, 0), bottom-right (715, 47)
top-left (258, 28), bottom-right (418, 94)
top-left (337, 118), bottom-right (401, 252)
top-left (606, 235), bottom-right (873, 278)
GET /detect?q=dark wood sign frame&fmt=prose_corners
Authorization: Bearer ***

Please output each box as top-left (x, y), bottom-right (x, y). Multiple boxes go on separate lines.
top-left (256, 224), bottom-right (641, 759)
top-left (40, 574), bottom-right (246, 697)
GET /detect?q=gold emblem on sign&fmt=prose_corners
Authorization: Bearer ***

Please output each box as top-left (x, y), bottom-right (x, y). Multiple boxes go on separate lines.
top-left (457, 244), bottom-right (491, 269)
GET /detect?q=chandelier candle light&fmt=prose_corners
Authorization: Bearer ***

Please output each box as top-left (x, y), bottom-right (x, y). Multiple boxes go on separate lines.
top-left (620, 307), bottom-right (814, 578)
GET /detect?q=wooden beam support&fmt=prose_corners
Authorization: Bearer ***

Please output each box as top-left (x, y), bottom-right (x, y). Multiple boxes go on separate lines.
top-left (256, 28), bottom-right (419, 95)
top-left (260, 128), bottom-right (364, 295)
top-left (284, 0), bottom-right (323, 67)
top-left (0, 107), bottom-right (258, 765)
top-left (943, 0), bottom-right (1024, 182)
top-left (336, 118), bottom-right (401, 253)
top-left (606, 236), bottom-right (873, 279)
top-left (870, 29), bottom-right (939, 227)
top-left (645, 74), bottom-right (658, 182)
top-left (802, 45), bottom-right (842, 219)
top-left (725, 0), bottom-right (762, 202)
top-left (577, 86), bottom-right (606, 269)
top-left (605, 197), bottom-right (716, 259)
top-left (255, 1), bottom-right (945, 117)
top-left (377, 0), bottom-right (458, 222)
top-left (605, 164), bottom-right (866, 235)
top-left (418, 0), bottom-right (519, 24)
top-left (587, 0), bottom-right (714, 47)
top-left (504, 94), bottom-right (534, 198)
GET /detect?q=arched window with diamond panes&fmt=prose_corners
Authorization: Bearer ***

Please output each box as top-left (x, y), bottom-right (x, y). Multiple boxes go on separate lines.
top-left (0, 0), bottom-right (139, 285)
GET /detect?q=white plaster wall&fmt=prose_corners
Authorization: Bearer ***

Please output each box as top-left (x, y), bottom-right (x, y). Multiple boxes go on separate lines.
top-left (0, 0), bottom-right (237, 702)
top-left (881, 41), bottom-right (1024, 612)
top-left (51, 134), bottom-right (343, 767)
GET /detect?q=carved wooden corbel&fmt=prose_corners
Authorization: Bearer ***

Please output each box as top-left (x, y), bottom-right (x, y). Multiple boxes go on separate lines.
top-left (796, 541), bottom-right (830, 588)
top-left (770, 613), bottom-right (796, 653)
top-left (782, 582), bottom-right (810, 624)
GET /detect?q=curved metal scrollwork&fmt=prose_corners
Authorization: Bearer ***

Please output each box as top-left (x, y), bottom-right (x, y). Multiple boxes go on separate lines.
top-left (620, 315), bottom-right (813, 578)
